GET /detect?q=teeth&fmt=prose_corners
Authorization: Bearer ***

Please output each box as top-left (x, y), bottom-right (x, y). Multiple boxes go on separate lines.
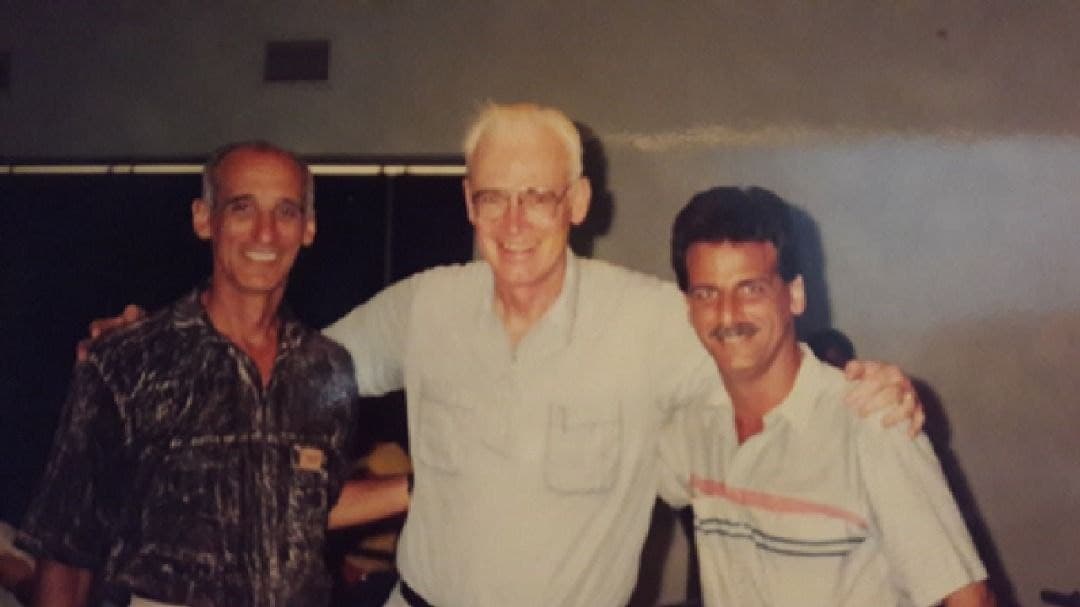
top-left (245, 251), bottom-right (278, 262)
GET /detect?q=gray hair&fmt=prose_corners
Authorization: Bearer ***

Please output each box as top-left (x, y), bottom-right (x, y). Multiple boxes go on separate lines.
top-left (462, 102), bottom-right (583, 181)
top-left (201, 140), bottom-right (314, 214)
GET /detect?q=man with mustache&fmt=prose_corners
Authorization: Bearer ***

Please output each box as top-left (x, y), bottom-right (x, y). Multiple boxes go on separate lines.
top-left (81, 104), bottom-right (922, 606)
top-left (660, 186), bottom-right (993, 606)
top-left (322, 103), bottom-right (928, 606)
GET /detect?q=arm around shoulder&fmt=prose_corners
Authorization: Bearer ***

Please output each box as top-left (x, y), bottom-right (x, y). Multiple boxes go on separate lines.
top-left (323, 274), bottom-right (420, 396)
top-left (327, 475), bottom-right (410, 530)
top-left (842, 358), bottom-right (925, 437)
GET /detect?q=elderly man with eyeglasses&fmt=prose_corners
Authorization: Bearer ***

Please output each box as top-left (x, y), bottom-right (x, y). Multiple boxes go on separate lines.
top-left (320, 102), bottom-right (926, 607)
top-left (79, 103), bottom-right (923, 606)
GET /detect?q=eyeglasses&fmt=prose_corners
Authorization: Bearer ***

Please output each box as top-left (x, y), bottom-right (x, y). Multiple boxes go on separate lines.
top-left (470, 185), bottom-right (570, 223)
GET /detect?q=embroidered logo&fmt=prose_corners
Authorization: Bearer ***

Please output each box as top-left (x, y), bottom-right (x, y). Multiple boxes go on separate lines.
top-left (295, 445), bottom-right (326, 472)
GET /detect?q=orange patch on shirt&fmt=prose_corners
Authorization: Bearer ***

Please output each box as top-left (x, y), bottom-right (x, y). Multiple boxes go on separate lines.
top-left (295, 445), bottom-right (326, 472)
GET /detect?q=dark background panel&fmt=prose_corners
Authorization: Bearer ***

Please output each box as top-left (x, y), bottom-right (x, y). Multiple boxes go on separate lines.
top-left (287, 175), bottom-right (389, 329)
top-left (387, 175), bottom-right (474, 283)
top-left (1, 173), bottom-right (208, 522)
top-left (0, 171), bottom-right (467, 523)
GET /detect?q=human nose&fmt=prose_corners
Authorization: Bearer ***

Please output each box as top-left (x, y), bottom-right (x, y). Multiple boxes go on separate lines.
top-left (501, 193), bottom-right (527, 231)
top-left (715, 293), bottom-right (741, 327)
top-left (253, 210), bottom-right (276, 242)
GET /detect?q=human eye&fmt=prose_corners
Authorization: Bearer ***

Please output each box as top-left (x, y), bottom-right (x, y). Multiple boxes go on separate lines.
top-left (473, 189), bottom-right (511, 219)
top-left (224, 198), bottom-right (254, 216)
top-left (275, 202), bottom-right (303, 221)
top-left (474, 189), bottom-right (511, 214)
top-left (473, 189), bottom-right (505, 206)
top-left (689, 286), bottom-right (718, 302)
top-left (738, 280), bottom-right (768, 298)
top-left (521, 188), bottom-right (559, 208)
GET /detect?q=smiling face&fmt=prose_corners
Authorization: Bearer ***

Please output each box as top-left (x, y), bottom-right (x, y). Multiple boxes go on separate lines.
top-left (685, 240), bottom-right (805, 386)
top-left (192, 147), bottom-right (315, 300)
top-left (463, 121), bottom-right (590, 297)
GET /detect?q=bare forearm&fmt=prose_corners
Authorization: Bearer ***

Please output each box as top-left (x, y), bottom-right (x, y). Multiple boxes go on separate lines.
top-left (943, 580), bottom-right (995, 607)
top-left (328, 475), bottom-right (409, 530)
top-left (32, 560), bottom-right (90, 607)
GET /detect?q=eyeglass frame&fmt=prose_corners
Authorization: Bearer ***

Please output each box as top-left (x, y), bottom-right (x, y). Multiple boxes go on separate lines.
top-left (467, 184), bottom-right (573, 223)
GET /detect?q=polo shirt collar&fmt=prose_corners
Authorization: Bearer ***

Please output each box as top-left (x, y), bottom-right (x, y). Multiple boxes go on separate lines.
top-left (763, 343), bottom-right (822, 432)
top-left (476, 248), bottom-right (580, 355)
top-left (172, 286), bottom-right (306, 356)
top-left (543, 249), bottom-right (580, 347)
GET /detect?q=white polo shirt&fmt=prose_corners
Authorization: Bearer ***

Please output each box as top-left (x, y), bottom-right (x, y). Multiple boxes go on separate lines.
top-left (326, 252), bottom-right (718, 606)
top-left (659, 345), bottom-right (987, 607)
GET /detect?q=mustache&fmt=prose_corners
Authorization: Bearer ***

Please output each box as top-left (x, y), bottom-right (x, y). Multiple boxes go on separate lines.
top-left (709, 323), bottom-right (758, 340)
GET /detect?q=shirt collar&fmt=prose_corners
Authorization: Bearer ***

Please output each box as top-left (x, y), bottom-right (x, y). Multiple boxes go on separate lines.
top-left (762, 343), bottom-right (825, 431)
top-left (543, 249), bottom-right (580, 348)
top-left (475, 248), bottom-right (580, 355)
top-left (171, 286), bottom-right (305, 355)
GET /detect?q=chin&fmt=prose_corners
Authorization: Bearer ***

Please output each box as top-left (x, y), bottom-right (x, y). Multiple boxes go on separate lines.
top-left (231, 275), bottom-right (289, 295)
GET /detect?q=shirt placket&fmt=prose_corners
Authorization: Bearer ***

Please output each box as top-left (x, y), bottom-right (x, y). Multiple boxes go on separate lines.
top-left (232, 343), bottom-right (274, 606)
top-left (719, 417), bottom-right (770, 606)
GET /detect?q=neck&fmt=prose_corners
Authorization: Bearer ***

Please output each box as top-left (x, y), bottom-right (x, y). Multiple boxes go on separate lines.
top-left (200, 285), bottom-right (282, 353)
top-left (493, 260), bottom-right (567, 348)
top-left (723, 343), bottom-right (803, 443)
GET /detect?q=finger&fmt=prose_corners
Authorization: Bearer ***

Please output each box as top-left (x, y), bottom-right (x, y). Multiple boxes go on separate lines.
top-left (76, 338), bottom-right (91, 363)
top-left (843, 359), bottom-right (869, 381)
top-left (90, 317), bottom-right (120, 338)
top-left (868, 383), bottom-right (904, 418)
top-left (880, 388), bottom-right (913, 427)
top-left (844, 374), bottom-right (887, 412)
top-left (845, 362), bottom-right (909, 408)
top-left (906, 392), bottom-right (925, 438)
top-left (122, 304), bottom-right (145, 321)
top-left (89, 318), bottom-right (105, 339)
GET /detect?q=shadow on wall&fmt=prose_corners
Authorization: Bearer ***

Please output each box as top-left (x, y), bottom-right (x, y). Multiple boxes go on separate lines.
top-left (811, 326), bottom-right (1021, 606)
top-left (912, 308), bottom-right (1080, 606)
top-left (570, 121), bottom-right (615, 258)
top-left (914, 378), bottom-right (1020, 607)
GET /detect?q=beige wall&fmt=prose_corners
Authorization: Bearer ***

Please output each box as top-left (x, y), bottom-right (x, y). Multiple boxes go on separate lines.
top-left (4, 2), bottom-right (1079, 604)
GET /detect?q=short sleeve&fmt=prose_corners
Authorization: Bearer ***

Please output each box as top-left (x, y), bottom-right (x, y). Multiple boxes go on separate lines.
top-left (656, 408), bottom-right (694, 508)
top-left (858, 428), bottom-right (987, 606)
top-left (649, 284), bottom-right (719, 417)
top-left (324, 275), bottom-right (418, 397)
top-left (19, 362), bottom-right (123, 569)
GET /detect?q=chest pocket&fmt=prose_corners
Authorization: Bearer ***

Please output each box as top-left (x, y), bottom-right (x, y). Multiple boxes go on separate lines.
top-left (286, 443), bottom-right (331, 554)
top-left (544, 400), bottom-right (622, 493)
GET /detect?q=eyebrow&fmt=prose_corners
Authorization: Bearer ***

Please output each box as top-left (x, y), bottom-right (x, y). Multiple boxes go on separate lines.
top-left (222, 194), bottom-right (303, 206)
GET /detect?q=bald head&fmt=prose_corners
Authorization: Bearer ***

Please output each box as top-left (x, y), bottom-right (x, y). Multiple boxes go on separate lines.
top-left (202, 141), bottom-right (314, 215)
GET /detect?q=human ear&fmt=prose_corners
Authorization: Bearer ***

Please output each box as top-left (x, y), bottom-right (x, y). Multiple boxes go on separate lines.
top-left (789, 275), bottom-right (807, 316)
top-left (569, 177), bottom-right (592, 226)
top-left (191, 199), bottom-right (213, 241)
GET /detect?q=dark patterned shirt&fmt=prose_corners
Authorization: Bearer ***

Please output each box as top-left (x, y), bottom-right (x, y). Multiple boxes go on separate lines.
top-left (19, 290), bottom-right (360, 607)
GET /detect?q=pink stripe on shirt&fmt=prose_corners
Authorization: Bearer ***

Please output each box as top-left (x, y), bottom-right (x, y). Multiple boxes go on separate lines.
top-left (691, 475), bottom-right (868, 529)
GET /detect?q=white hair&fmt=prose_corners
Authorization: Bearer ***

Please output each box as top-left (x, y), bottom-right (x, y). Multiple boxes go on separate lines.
top-left (462, 102), bottom-right (583, 181)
